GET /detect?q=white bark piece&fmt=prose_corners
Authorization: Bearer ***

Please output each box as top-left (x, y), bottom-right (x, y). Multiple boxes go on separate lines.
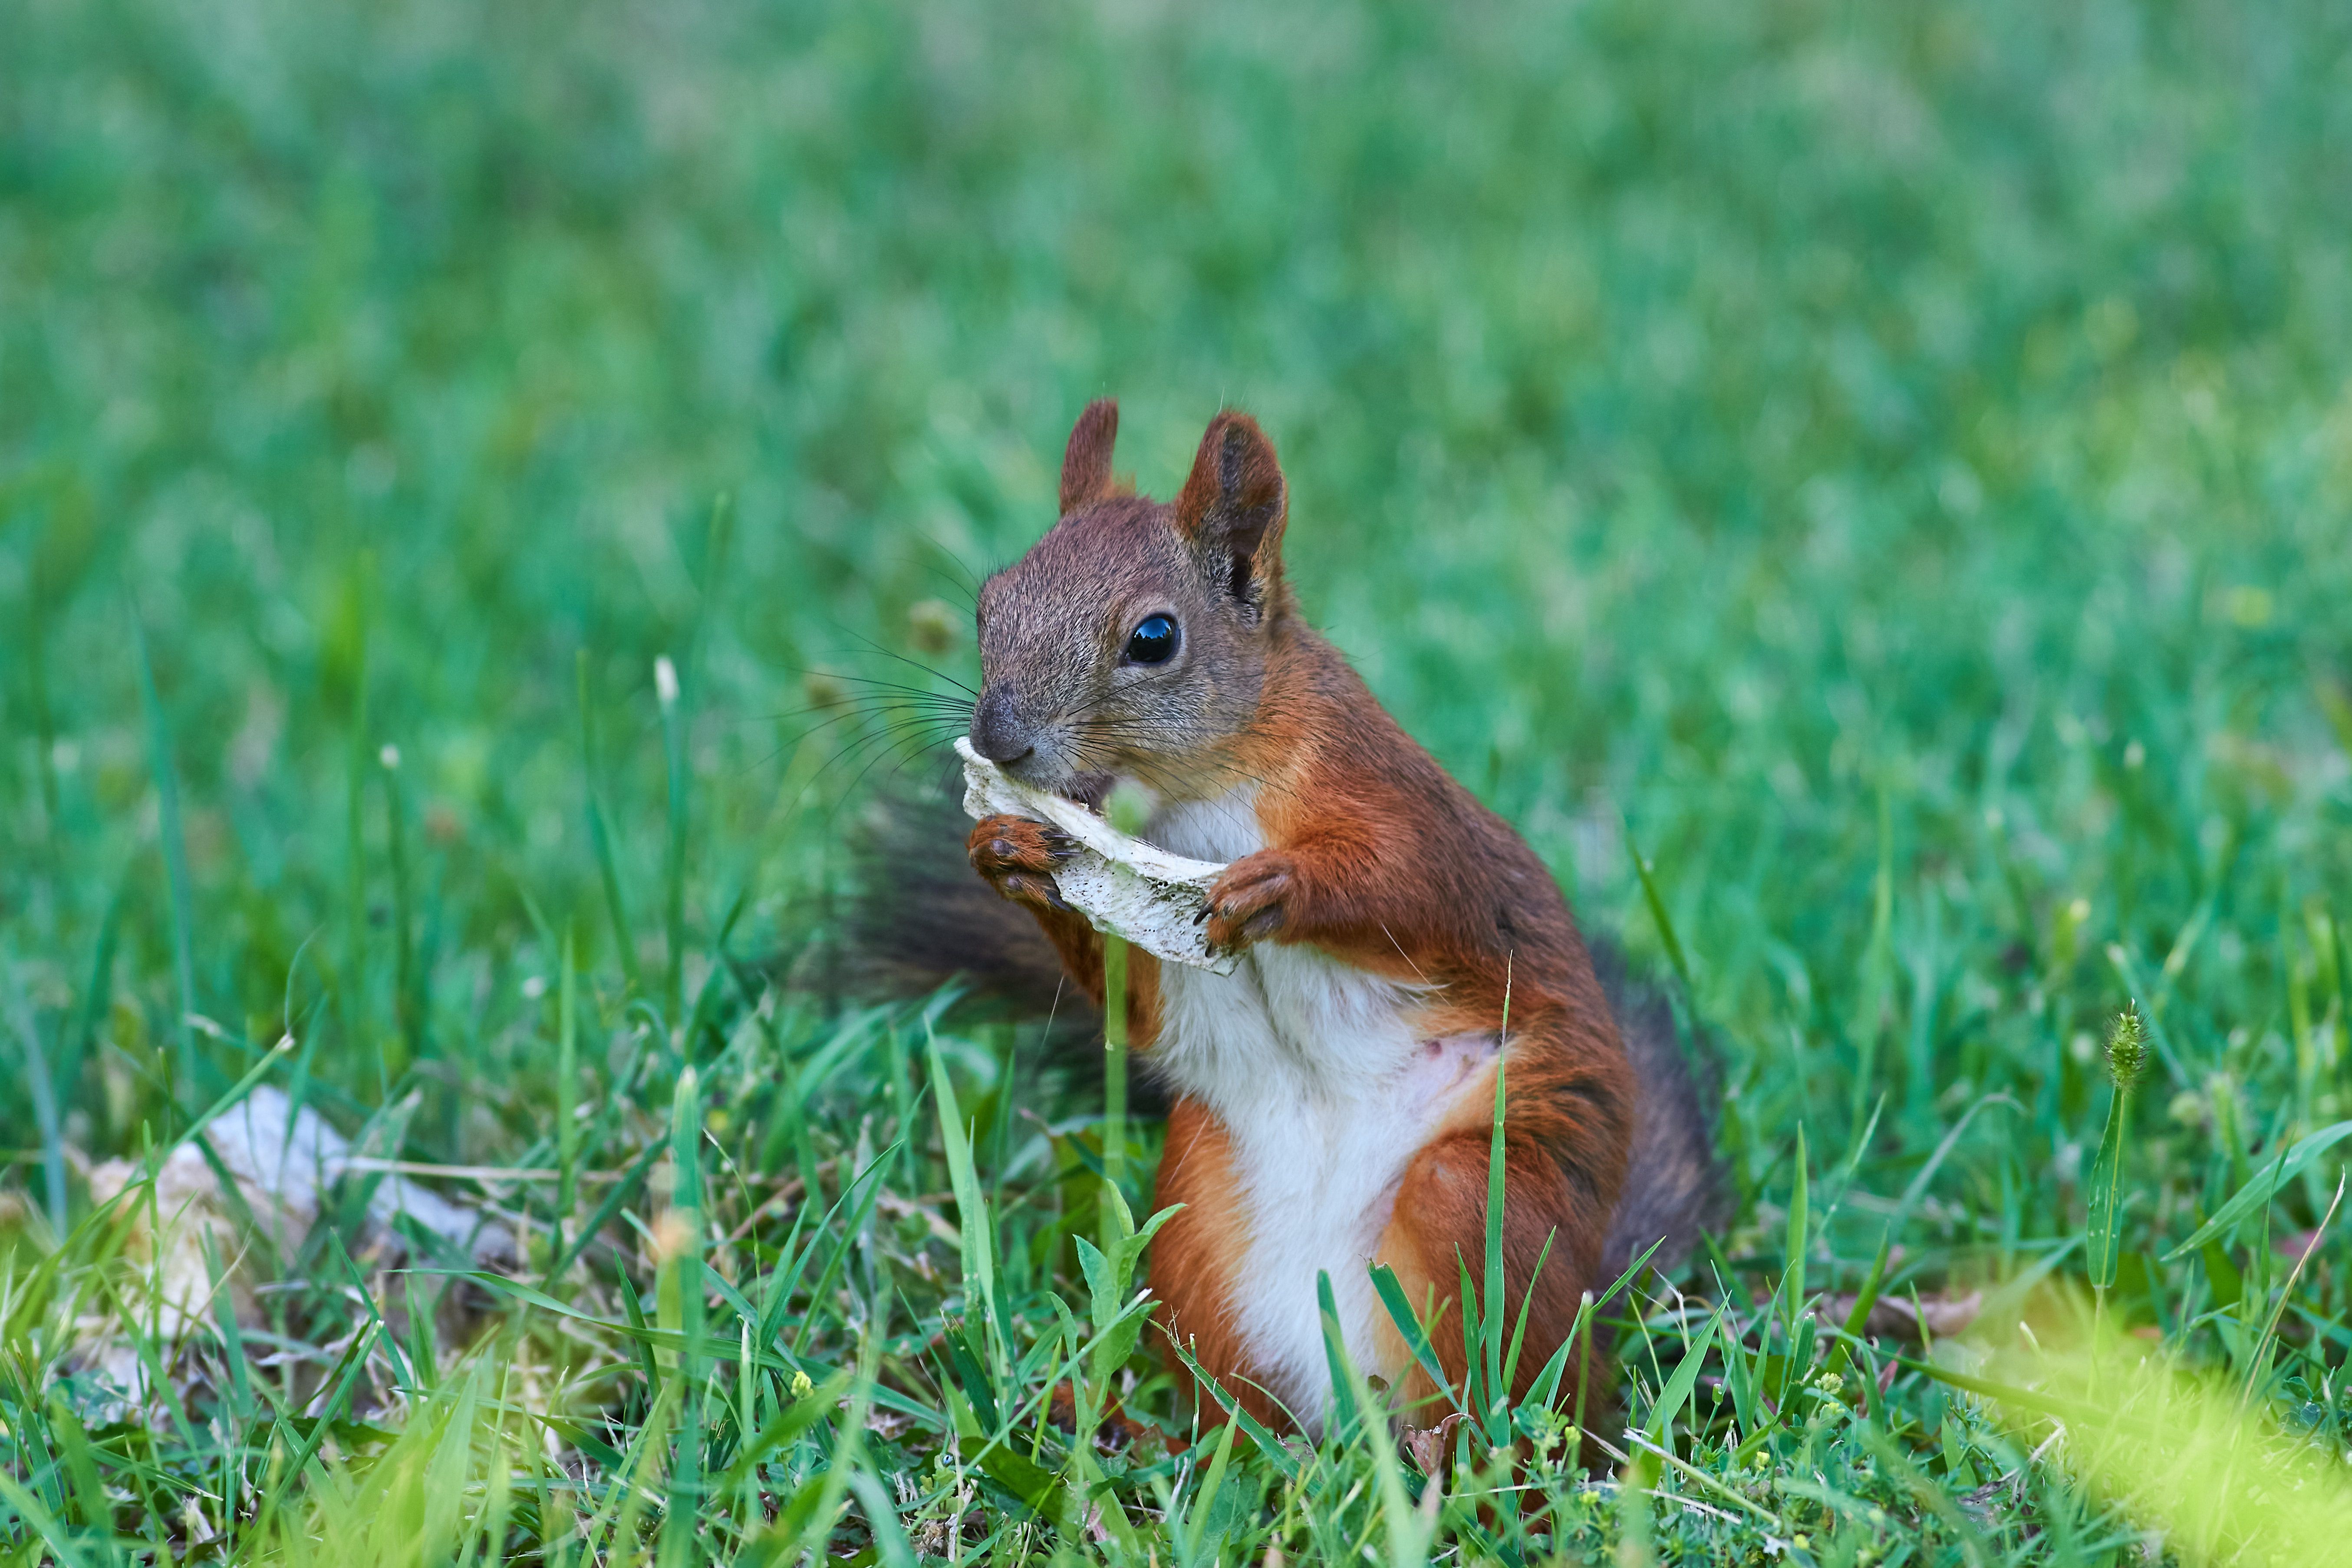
top-left (77, 1086), bottom-right (515, 1405)
top-left (957, 737), bottom-right (1238, 974)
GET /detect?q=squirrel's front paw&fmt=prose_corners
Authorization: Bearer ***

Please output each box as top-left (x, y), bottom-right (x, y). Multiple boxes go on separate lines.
top-left (1203, 850), bottom-right (1297, 952)
top-left (968, 814), bottom-right (1079, 912)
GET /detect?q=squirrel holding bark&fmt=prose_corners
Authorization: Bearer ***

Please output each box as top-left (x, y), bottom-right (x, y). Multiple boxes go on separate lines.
top-left (933, 400), bottom-right (1723, 1432)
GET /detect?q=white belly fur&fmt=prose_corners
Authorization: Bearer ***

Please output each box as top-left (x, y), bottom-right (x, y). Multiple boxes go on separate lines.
top-left (1148, 789), bottom-right (1496, 1429)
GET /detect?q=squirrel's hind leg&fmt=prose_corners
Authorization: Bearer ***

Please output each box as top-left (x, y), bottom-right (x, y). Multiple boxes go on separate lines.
top-left (1149, 1097), bottom-right (1292, 1431)
top-left (1374, 1128), bottom-right (1612, 1416)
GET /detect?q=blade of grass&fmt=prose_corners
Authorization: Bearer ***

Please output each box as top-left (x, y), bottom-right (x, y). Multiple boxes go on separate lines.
top-left (1101, 783), bottom-right (1148, 1258)
top-left (2243, 1170), bottom-right (2346, 1405)
top-left (1531, 1238), bottom-right (1664, 1417)
top-left (253, 1319), bottom-right (383, 1536)
top-left (929, 1029), bottom-right (1004, 1377)
top-left (338, 553), bottom-right (374, 1083)
top-left (1324, 1282), bottom-right (1438, 1568)
top-left (745, 1334), bottom-right (880, 1563)
top-left (659, 1065), bottom-right (706, 1566)
top-left (132, 600), bottom-right (199, 1109)
top-left (1167, 1336), bottom-right (1301, 1482)
top-left (843, 1469), bottom-right (919, 1568)
top-left (556, 927), bottom-right (580, 1261)
top-left (1642, 1305), bottom-right (1721, 1457)
top-left (1623, 820), bottom-right (1693, 995)
top-left (203, 1232), bottom-right (256, 1422)
top-left (1851, 785), bottom-right (1895, 1133)
top-left (1175, 1408), bottom-right (1242, 1568)
top-left (1822, 1230), bottom-right (1891, 1387)
top-left (787, 1141), bottom-right (902, 1357)
top-left (1778, 1124), bottom-right (1812, 1411)
top-left (1370, 1263), bottom-right (1458, 1413)
top-left (1317, 1268), bottom-right (1363, 1440)
top-left (2168, 1119), bottom-right (2352, 1258)
top-left (43, 1388), bottom-right (109, 1537)
top-left (4, 965), bottom-right (68, 1234)
top-left (0, 1466), bottom-right (87, 1568)
top-left (64, 871), bottom-right (125, 1117)
top-left (1501, 1226), bottom-right (1556, 1397)
top-left (1481, 1015), bottom-right (1509, 1438)
top-left (580, 649), bottom-right (643, 997)
top-left (544, 1140), bottom-right (666, 1288)
top-left (658, 653), bottom-right (688, 1028)
top-left (380, 742), bottom-right (422, 1066)
top-left (1783, 1125), bottom-right (1809, 1341)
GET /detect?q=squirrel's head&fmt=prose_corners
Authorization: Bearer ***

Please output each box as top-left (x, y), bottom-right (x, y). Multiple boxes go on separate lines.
top-left (969, 400), bottom-right (1290, 809)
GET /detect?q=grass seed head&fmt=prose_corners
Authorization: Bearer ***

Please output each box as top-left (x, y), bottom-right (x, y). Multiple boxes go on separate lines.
top-left (650, 1205), bottom-right (696, 1263)
top-left (800, 669), bottom-right (848, 713)
top-left (907, 598), bottom-right (960, 655)
top-left (2107, 1005), bottom-right (2148, 1090)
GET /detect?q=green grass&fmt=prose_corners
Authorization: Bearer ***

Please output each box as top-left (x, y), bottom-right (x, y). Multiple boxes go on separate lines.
top-left (7, 0), bottom-right (2352, 1561)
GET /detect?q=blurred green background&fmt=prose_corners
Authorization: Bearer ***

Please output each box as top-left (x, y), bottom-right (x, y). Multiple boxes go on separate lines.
top-left (8, 0), bottom-right (2349, 1167)
top-left (10, 0), bottom-right (2352, 1557)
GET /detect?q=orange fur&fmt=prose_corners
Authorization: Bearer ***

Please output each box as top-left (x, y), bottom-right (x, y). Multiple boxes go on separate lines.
top-left (1149, 1099), bottom-right (1289, 1428)
top-left (1195, 633), bottom-right (1638, 1420)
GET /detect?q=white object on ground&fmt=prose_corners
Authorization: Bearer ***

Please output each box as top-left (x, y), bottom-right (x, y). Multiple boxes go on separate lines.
top-left (957, 737), bottom-right (1238, 975)
top-left (80, 1086), bottom-right (516, 1396)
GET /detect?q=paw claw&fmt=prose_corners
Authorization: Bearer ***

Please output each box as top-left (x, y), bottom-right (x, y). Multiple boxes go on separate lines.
top-left (970, 814), bottom-right (1070, 880)
top-left (1201, 849), bottom-right (1300, 952)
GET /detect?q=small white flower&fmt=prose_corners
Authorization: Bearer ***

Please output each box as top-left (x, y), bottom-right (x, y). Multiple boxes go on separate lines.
top-left (656, 655), bottom-right (679, 707)
top-left (379, 743), bottom-right (401, 770)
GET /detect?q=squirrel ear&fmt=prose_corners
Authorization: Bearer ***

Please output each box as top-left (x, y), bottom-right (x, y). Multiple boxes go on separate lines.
top-left (1058, 399), bottom-right (1120, 515)
top-left (1174, 411), bottom-right (1288, 609)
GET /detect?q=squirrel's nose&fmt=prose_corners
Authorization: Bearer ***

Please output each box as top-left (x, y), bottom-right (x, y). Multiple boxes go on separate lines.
top-left (970, 688), bottom-right (1036, 766)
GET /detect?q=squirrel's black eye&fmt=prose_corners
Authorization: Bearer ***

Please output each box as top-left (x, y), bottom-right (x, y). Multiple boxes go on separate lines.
top-left (1124, 614), bottom-right (1179, 665)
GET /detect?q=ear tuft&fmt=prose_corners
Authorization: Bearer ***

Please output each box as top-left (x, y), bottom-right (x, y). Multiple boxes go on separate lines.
top-left (1174, 411), bottom-right (1288, 611)
top-left (1059, 399), bottom-right (1120, 515)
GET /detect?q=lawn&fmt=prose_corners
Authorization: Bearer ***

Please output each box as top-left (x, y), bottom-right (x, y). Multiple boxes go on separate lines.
top-left (7, 0), bottom-right (2352, 1561)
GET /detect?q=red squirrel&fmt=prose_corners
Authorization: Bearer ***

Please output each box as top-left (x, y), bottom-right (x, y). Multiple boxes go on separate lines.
top-left (959, 400), bottom-right (1722, 1432)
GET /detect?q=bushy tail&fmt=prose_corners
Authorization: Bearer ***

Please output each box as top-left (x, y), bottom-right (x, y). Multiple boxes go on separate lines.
top-left (831, 776), bottom-right (1730, 1272)
top-left (1587, 939), bottom-right (1733, 1281)
top-left (826, 770), bottom-right (1075, 1015)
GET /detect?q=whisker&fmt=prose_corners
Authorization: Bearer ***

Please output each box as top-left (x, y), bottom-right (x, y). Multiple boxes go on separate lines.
top-left (830, 725), bottom-right (962, 817)
top-left (776, 665), bottom-right (978, 708)
top-left (911, 527), bottom-right (988, 604)
top-left (915, 557), bottom-right (979, 611)
top-left (735, 695), bottom-right (973, 731)
top-left (773, 704), bottom-right (960, 756)
top-left (807, 721), bottom-right (930, 796)
top-left (824, 628), bottom-right (980, 698)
